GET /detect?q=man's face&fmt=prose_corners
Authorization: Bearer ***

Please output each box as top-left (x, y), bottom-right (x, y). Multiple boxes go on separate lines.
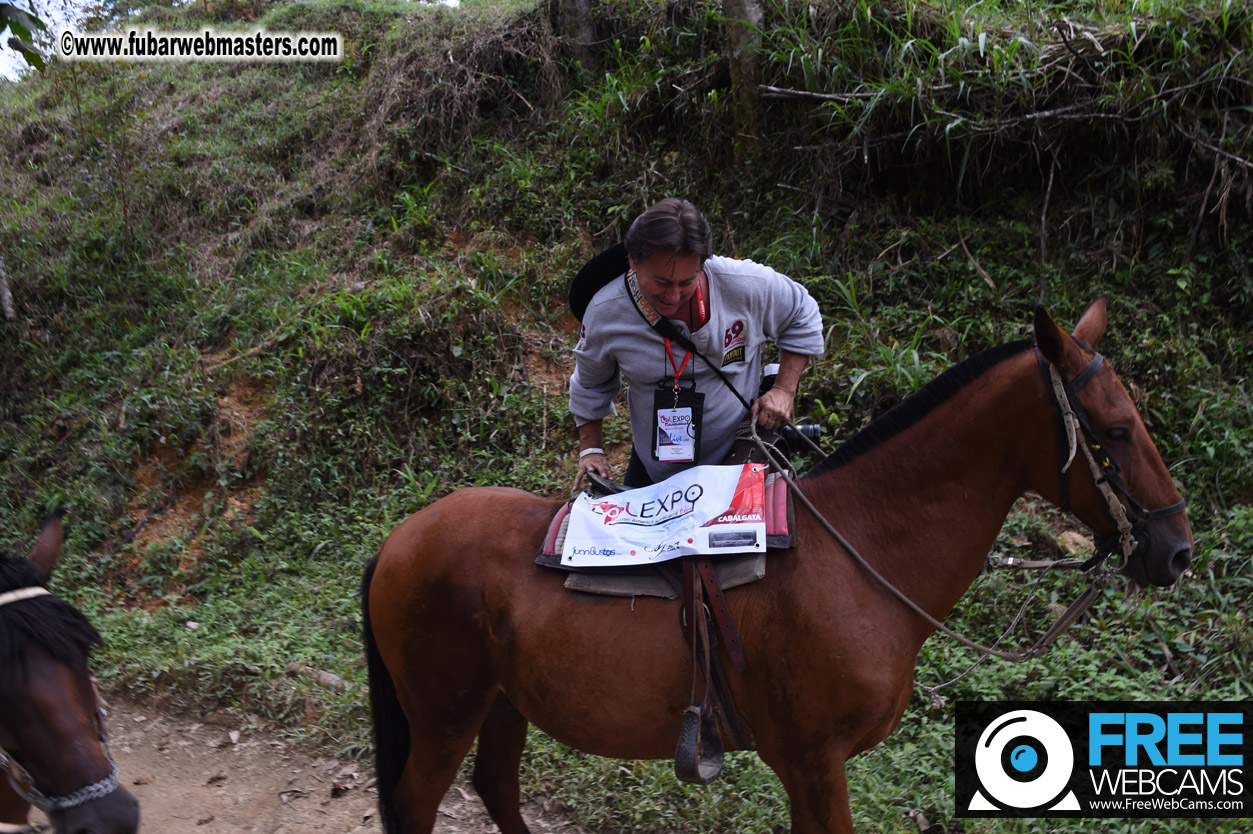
top-left (630, 251), bottom-right (703, 319)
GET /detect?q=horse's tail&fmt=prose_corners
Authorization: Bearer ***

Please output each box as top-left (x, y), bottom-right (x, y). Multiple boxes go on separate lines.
top-left (362, 553), bottom-right (407, 834)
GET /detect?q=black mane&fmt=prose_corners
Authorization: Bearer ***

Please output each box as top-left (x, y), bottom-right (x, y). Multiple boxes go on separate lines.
top-left (803, 339), bottom-right (1035, 479)
top-left (0, 556), bottom-right (101, 678)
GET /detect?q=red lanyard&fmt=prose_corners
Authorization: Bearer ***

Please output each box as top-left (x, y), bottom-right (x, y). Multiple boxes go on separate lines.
top-left (663, 338), bottom-right (691, 389)
top-left (665, 275), bottom-right (703, 388)
top-left (691, 276), bottom-right (707, 327)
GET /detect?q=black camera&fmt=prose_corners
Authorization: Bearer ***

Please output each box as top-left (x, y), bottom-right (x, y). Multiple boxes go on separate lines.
top-left (780, 423), bottom-right (823, 452)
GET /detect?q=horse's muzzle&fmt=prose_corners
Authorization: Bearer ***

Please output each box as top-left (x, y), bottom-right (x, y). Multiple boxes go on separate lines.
top-left (1120, 525), bottom-right (1193, 587)
top-left (1161, 544), bottom-right (1194, 585)
top-left (48, 787), bottom-right (140, 834)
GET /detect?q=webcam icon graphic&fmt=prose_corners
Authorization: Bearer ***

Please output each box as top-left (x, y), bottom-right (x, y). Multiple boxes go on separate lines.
top-left (968, 709), bottom-right (1080, 811)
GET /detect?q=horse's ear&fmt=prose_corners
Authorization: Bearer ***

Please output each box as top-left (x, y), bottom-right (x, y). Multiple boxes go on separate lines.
top-left (1033, 305), bottom-right (1071, 367)
top-left (28, 510), bottom-right (65, 585)
top-left (1072, 296), bottom-right (1108, 348)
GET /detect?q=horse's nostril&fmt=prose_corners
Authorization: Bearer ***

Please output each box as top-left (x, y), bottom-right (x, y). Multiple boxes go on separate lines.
top-left (1170, 547), bottom-right (1192, 577)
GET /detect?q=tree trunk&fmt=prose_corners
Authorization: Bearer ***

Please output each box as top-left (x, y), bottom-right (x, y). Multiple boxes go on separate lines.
top-left (724, 0), bottom-right (764, 146)
top-left (558, 0), bottom-right (597, 73)
top-left (0, 258), bottom-right (14, 321)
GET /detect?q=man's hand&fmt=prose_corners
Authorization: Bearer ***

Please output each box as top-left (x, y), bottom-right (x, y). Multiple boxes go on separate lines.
top-left (574, 451), bottom-right (613, 491)
top-left (751, 386), bottom-right (795, 431)
top-left (573, 419), bottom-right (613, 491)
top-left (753, 349), bottom-right (807, 431)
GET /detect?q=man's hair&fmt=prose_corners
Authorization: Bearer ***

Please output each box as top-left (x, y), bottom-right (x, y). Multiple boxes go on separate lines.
top-left (624, 198), bottom-right (713, 264)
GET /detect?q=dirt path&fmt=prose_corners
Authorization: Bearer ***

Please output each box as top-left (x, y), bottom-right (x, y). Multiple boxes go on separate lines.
top-left (26, 696), bottom-right (582, 834)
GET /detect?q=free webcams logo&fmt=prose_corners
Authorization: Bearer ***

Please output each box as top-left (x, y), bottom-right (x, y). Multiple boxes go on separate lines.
top-left (967, 709), bottom-right (1080, 812)
top-left (956, 701), bottom-right (1251, 819)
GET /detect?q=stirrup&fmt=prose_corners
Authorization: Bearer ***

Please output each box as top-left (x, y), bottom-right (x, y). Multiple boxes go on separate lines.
top-left (675, 704), bottom-right (724, 785)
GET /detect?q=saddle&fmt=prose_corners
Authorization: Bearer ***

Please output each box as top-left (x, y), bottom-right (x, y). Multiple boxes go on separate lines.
top-left (535, 456), bottom-right (797, 784)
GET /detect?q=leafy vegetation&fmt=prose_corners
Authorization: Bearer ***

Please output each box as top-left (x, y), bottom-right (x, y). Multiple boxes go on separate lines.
top-left (0, 0), bottom-right (1250, 831)
top-left (1, 2), bottom-right (46, 71)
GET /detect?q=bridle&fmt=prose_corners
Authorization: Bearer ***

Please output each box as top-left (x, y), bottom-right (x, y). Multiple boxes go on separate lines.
top-left (0, 586), bottom-right (122, 816)
top-left (1036, 346), bottom-right (1188, 573)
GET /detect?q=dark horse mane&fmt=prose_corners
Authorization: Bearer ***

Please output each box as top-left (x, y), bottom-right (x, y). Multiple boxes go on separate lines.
top-left (803, 339), bottom-right (1035, 480)
top-left (0, 555), bottom-right (101, 678)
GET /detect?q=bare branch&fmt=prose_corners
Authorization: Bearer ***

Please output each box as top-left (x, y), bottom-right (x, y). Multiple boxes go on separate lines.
top-left (1173, 119), bottom-right (1253, 170)
top-left (1041, 146), bottom-right (1060, 266)
top-left (757, 84), bottom-right (882, 103)
top-left (958, 227), bottom-right (995, 290)
top-left (287, 662), bottom-right (350, 691)
top-left (1184, 114), bottom-right (1230, 265)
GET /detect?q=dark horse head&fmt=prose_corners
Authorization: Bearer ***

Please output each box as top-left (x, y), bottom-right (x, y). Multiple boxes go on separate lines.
top-left (0, 514), bottom-right (140, 834)
top-left (1035, 299), bottom-right (1193, 587)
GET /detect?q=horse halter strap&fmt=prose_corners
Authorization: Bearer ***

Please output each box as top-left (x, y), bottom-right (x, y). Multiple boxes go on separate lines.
top-left (1036, 347), bottom-right (1187, 572)
top-left (0, 587), bottom-right (51, 607)
top-left (0, 586), bottom-right (122, 814)
top-left (0, 751), bottom-right (120, 815)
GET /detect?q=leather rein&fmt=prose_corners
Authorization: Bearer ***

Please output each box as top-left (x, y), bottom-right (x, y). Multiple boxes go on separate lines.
top-left (751, 346), bottom-right (1186, 663)
top-left (0, 587), bottom-right (122, 816)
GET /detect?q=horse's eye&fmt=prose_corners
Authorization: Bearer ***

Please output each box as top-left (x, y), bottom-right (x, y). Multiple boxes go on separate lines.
top-left (1108, 427), bottom-right (1131, 442)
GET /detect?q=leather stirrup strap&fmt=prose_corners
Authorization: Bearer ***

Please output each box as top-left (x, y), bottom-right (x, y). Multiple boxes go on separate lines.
top-left (656, 560), bottom-right (753, 751)
top-left (675, 557), bottom-right (724, 784)
top-left (694, 556), bottom-right (747, 673)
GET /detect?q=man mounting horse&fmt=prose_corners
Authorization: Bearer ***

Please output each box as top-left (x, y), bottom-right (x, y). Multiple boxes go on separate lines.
top-left (570, 197), bottom-right (824, 488)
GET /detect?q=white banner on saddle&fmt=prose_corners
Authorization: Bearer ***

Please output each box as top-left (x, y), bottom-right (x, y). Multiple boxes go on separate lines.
top-left (562, 463), bottom-right (768, 567)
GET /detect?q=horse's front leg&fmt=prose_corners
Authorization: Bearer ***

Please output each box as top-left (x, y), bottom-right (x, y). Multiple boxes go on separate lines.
top-left (772, 748), bottom-right (857, 834)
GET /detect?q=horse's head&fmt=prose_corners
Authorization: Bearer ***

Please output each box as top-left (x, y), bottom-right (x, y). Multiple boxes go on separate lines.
top-left (0, 515), bottom-right (141, 834)
top-left (1034, 298), bottom-right (1194, 587)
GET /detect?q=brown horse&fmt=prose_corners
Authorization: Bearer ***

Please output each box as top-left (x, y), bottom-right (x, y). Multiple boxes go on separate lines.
top-left (0, 514), bottom-right (140, 834)
top-left (362, 299), bottom-right (1193, 834)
